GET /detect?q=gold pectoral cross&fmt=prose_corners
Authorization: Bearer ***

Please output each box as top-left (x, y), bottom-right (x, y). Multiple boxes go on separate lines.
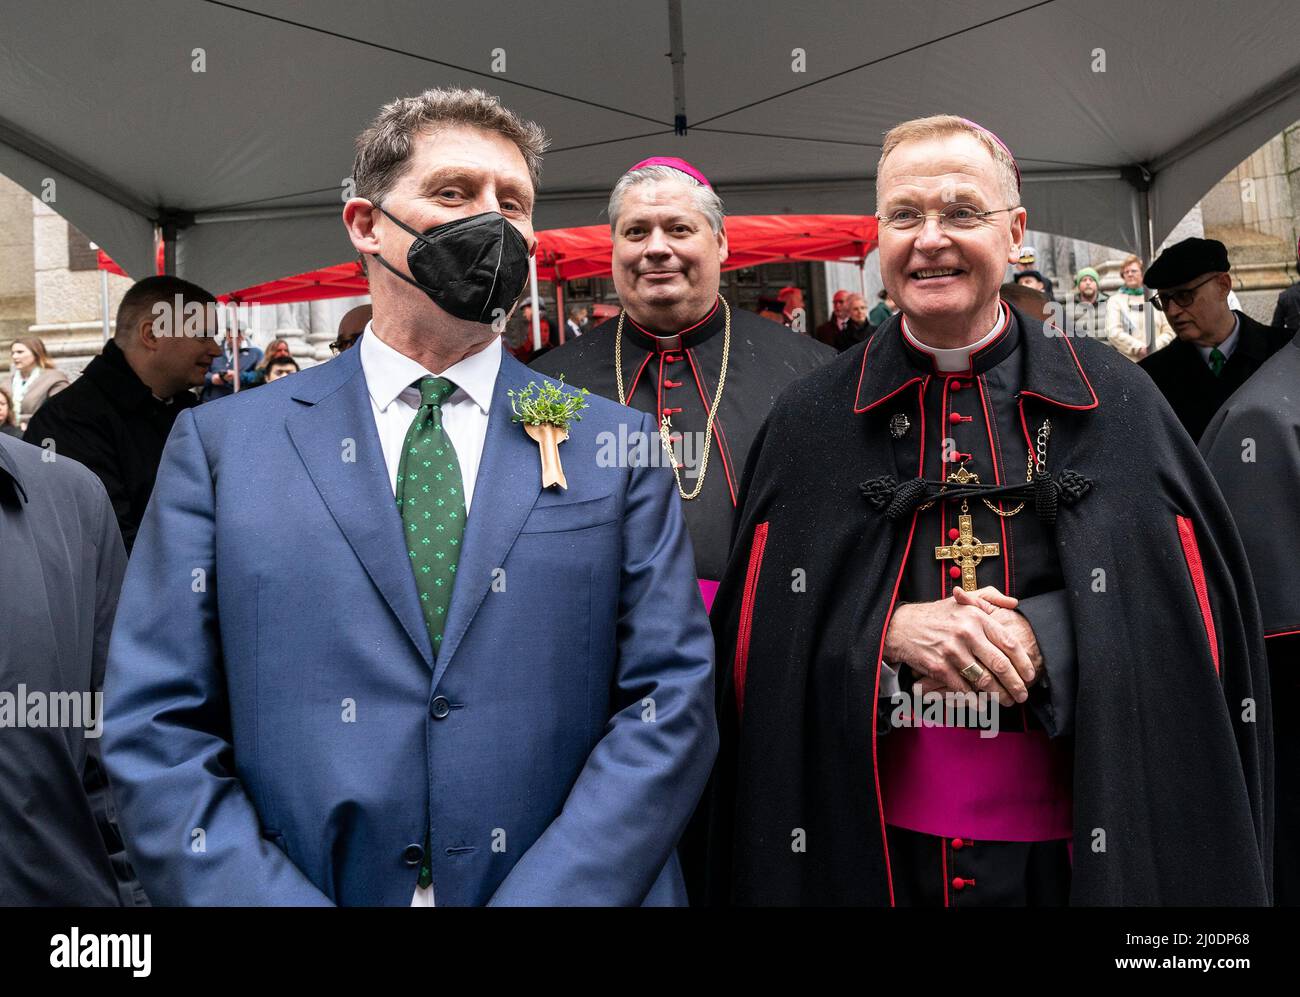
top-left (935, 512), bottom-right (1000, 591)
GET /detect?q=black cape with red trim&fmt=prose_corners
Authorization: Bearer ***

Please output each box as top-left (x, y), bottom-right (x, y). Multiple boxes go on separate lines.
top-left (1201, 331), bottom-right (1300, 905)
top-left (531, 299), bottom-right (834, 581)
top-left (705, 303), bottom-right (1272, 906)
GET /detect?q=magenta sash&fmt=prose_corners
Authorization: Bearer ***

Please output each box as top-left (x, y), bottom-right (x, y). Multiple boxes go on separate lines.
top-left (699, 579), bottom-right (719, 614)
top-left (880, 724), bottom-right (1073, 842)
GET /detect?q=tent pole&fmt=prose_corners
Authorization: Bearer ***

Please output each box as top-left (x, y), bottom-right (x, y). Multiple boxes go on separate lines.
top-left (100, 266), bottom-right (111, 342)
top-left (555, 280), bottom-right (566, 345)
top-left (1139, 185), bottom-right (1155, 353)
top-left (528, 255), bottom-right (542, 351)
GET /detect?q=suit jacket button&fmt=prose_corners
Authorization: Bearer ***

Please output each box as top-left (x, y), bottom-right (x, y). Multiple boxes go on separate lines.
top-left (402, 844), bottom-right (424, 866)
top-left (430, 696), bottom-right (451, 719)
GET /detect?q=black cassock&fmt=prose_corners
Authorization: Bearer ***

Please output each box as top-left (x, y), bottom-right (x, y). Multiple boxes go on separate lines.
top-left (1139, 311), bottom-right (1291, 442)
top-left (531, 297), bottom-right (834, 583)
top-left (705, 303), bottom-right (1272, 906)
top-left (1202, 331), bottom-right (1300, 906)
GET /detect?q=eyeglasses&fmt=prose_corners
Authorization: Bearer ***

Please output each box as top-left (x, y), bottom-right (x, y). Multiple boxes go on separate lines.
top-left (329, 336), bottom-right (359, 355)
top-left (1150, 274), bottom-right (1219, 312)
top-left (876, 204), bottom-right (1018, 232)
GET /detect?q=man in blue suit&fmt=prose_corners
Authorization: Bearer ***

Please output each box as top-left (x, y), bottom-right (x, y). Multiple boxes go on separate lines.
top-left (103, 86), bottom-right (718, 906)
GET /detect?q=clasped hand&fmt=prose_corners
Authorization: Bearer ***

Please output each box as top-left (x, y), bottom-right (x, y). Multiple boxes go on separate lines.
top-left (882, 586), bottom-right (1043, 707)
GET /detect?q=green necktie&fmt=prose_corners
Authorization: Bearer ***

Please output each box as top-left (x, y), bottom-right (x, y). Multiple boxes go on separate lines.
top-left (396, 376), bottom-right (466, 891)
top-left (1209, 347), bottom-right (1226, 376)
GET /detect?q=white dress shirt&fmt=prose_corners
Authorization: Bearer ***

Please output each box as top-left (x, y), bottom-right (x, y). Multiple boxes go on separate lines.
top-left (357, 323), bottom-right (502, 907)
top-left (1196, 314), bottom-right (1240, 368)
top-left (358, 323), bottom-right (501, 510)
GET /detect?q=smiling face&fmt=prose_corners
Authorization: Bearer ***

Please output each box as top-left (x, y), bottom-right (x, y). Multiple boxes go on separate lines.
top-left (611, 179), bottom-right (727, 332)
top-left (877, 132), bottom-right (1026, 344)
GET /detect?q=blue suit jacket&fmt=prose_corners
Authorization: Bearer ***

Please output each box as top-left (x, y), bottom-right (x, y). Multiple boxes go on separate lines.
top-left (103, 340), bottom-right (717, 905)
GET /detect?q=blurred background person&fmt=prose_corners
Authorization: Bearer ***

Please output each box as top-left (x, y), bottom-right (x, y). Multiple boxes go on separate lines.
top-left (1071, 266), bottom-right (1107, 339)
top-left (1013, 269), bottom-right (1047, 293)
top-left (1106, 254), bottom-right (1173, 361)
top-left (565, 303), bottom-right (590, 340)
top-left (507, 300), bottom-right (551, 361)
top-left (777, 285), bottom-right (805, 330)
top-left (332, 304), bottom-right (371, 354)
top-left (255, 337), bottom-right (294, 381)
top-left (836, 293), bottom-right (874, 351)
top-left (869, 288), bottom-right (897, 327)
top-left (0, 385), bottom-right (21, 438)
top-left (262, 356), bottom-right (299, 382)
top-left (200, 325), bottom-right (262, 402)
top-left (9, 337), bottom-right (69, 431)
top-left (24, 276), bottom-right (219, 552)
top-left (815, 288), bottom-right (851, 347)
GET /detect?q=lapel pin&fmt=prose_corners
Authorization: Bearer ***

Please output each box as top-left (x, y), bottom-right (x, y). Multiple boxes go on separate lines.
top-left (508, 376), bottom-right (590, 490)
top-left (889, 413), bottom-right (911, 439)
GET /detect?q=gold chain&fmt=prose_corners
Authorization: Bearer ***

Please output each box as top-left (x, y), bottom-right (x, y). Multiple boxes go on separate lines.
top-left (615, 298), bottom-right (731, 501)
top-left (982, 417), bottom-right (1050, 517)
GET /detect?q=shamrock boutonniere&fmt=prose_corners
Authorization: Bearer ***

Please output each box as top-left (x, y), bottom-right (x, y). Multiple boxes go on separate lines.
top-left (509, 376), bottom-right (590, 489)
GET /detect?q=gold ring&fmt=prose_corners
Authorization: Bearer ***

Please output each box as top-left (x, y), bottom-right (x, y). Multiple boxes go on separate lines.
top-left (960, 663), bottom-right (987, 684)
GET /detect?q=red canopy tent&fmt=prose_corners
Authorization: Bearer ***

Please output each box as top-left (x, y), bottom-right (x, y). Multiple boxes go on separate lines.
top-left (99, 214), bottom-right (878, 306)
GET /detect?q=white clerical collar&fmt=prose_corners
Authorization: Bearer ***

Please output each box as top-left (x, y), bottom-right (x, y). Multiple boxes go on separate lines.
top-left (1197, 313), bottom-right (1241, 366)
top-left (359, 321), bottom-right (501, 414)
top-left (901, 304), bottom-right (1008, 372)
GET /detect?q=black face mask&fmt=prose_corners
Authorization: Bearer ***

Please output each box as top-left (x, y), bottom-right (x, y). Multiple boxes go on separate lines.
top-left (370, 206), bottom-right (532, 325)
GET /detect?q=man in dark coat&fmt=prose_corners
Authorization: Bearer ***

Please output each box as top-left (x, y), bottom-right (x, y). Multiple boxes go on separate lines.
top-left (814, 289), bottom-right (852, 348)
top-left (0, 433), bottom-right (133, 903)
top-left (706, 116), bottom-right (1270, 907)
top-left (1271, 238), bottom-right (1300, 335)
top-left (1201, 329), bottom-right (1300, 905)
top-left (532, 156), bottom-right (832, 592)
top-left (25, 276), bottom-right (219, 552)
top-left (1139, 238), bottom-right (1291, 442)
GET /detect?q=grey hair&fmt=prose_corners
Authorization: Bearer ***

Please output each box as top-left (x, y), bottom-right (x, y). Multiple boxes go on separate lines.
top-left (607, 166), bottom-right (725, 235)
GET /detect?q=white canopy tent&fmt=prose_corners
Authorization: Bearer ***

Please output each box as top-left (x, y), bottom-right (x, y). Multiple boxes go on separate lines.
top-left (2, 0), bottom-right (1298, 293)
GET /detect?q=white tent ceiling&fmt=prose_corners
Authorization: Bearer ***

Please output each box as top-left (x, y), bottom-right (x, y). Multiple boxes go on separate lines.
top-left (2, 0), bottom-right (1298, 293)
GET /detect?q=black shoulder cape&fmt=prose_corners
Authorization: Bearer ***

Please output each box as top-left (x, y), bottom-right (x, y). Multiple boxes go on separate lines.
top-left (706, 305), bottom-right (1272, 905)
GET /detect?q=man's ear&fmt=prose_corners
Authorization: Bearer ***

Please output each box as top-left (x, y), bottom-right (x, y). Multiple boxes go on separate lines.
top-left (343, 198), bottom-right (382, 259)
top-left (1007, 207), bottom-right (1028, 263)
top-left (137, 317), bottom-right (160, 352)
top-left (716, 223), bottom-right (729, 267)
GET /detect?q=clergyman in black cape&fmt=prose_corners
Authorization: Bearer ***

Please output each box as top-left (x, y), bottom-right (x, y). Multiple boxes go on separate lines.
top-left (705, 116), bottom-right (1271, 906)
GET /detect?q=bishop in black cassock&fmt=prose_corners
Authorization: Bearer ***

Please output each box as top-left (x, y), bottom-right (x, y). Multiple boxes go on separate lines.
top-left (531, 156), bottom-right (833, 593)
top-left (705, 118), bottom-right (1270, 906)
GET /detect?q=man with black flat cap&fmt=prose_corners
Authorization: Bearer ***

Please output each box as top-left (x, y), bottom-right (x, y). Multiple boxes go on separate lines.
top-left (1139, 237), bottom-right (1291, 441)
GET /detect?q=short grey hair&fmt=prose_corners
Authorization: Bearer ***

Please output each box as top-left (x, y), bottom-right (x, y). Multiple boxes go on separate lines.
top-left (608, 166), bottom-right (725, 235)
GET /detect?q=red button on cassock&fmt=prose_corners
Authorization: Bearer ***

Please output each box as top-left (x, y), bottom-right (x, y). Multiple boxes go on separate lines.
top-left (951, 838), bottom-right (965, 849)
top-left (949, 412), bottom-right (963, 425)
top-left (952, 877), bottom-right (967, 890)
top-left (950, 381), bottom-right (964, 391)
top-left (949, 566), bottom-right (961, 580)
top-left (948, 528), bottom-right (960, 540)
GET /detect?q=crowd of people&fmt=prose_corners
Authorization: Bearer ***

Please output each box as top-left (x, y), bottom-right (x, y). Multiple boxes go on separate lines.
top-left (2, 86), bottom-right (1299, 911)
